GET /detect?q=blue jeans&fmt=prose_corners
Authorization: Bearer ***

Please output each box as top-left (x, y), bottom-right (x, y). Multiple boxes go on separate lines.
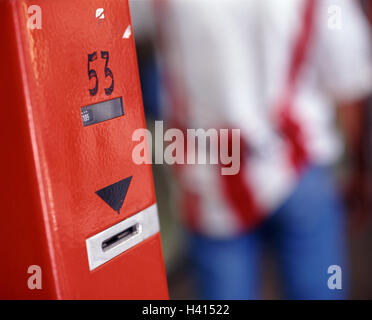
top-left (187, 166), bottom-right (348, 300)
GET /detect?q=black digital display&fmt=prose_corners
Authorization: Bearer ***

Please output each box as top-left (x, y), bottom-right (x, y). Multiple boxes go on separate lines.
top-left (81, 97), bottom-right (124, 127)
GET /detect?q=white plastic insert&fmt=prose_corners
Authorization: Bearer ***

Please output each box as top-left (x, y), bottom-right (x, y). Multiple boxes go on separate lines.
top-left (86, 204), bottom-right (159, 271)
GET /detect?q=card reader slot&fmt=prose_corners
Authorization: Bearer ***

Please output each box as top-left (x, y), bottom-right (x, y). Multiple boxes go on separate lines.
top-left (86, 204), bottom-right (159, 271)
top-left (101, 223), bottom-right (140, 252)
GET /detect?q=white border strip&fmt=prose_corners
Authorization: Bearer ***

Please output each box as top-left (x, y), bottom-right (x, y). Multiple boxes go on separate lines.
top-left (86, 204), bottom-right (160, 271)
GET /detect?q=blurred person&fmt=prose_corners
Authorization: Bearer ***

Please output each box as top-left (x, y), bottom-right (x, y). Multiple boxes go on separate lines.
top-left (130, 0), bottom-right (372, 299)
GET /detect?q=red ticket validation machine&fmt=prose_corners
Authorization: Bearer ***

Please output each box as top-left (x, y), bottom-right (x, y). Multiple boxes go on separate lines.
top-left (0, 0), bottom-right (168, 299)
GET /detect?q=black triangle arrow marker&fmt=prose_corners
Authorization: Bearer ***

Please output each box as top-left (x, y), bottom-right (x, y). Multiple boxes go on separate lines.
top-left (96, 176), bottom-right (132, 214)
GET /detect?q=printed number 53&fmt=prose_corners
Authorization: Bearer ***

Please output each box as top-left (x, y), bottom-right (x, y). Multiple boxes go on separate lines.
top-left (88, 51), bottom-right (114, 96)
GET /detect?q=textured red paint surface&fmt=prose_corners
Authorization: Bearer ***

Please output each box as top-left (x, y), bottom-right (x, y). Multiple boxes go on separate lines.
top-left (0, 0), bottom-right (168, 299)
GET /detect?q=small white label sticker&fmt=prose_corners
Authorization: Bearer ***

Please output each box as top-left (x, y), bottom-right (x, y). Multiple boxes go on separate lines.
top-left (123, 25), bottom-right (132, 39)
top-left (96, 8), bottom-right (104, 20)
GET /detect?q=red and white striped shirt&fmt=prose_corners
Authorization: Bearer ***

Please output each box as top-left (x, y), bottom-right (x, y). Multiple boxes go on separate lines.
top-left (131, 0), bottom-right (372, 237)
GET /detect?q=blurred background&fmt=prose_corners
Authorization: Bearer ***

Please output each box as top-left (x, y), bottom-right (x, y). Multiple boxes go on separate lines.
top-left (130, 0), bottom-right (372, 299)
